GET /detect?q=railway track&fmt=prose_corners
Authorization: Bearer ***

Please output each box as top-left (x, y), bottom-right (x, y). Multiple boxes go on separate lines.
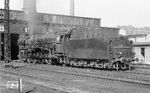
top-left (1, 64), bottom-right (150, 93)
top-left (1, 62), bottom-right (150, 85)
top-left (30, 65), bottom-right (150, 84)
top-left (0, 67), bottom-right (112, 93)
top-left (132, 64), bottom-right (150, 69)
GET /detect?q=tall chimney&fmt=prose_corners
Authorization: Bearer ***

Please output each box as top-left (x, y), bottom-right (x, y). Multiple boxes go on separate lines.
top-left (70, 0), bottom-right (74, 16)
top-left (23, 0), bottom-right (36, 36)
top-left (23, 0), bottom-right (36, 13)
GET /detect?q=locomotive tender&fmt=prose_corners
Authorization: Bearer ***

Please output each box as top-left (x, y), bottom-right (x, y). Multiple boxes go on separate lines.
top-left (18, 27), bottom-right (134, 70)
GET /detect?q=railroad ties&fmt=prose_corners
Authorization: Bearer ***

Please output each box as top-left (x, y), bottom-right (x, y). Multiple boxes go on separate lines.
top-left (1, 62), bottom-right (150, 85)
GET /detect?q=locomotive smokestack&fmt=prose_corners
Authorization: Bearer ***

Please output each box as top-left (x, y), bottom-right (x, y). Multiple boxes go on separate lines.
top-left (70, 0), bottom-right (74, 16)
top-left (23, 0), bottom-right (36, 13)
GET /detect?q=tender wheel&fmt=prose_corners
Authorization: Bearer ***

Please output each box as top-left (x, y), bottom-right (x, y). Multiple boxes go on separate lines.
top-left (48, 59), bottom-right (52, 65)
top-left (125, 63), bottom-right (131, 70)
top-left (113, 61), bottom-right (121, 70)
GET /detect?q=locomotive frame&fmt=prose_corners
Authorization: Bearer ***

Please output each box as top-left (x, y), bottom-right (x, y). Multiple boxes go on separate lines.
top-left (18, 28), bottom-right (134, 70)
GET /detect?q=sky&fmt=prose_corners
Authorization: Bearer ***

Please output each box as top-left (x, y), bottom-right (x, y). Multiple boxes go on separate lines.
top-left (0, 0), bottom-right (150, 27)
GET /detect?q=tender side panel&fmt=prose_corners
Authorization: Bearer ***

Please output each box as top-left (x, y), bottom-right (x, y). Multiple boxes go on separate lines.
top-left (65, 39), bottom-right (109, 59)
top-left (70, 27), bottom-right (119, 40)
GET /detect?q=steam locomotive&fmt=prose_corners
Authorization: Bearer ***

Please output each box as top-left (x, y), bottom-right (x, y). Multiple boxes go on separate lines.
top-left (18, 27), bottom-right (134, 70)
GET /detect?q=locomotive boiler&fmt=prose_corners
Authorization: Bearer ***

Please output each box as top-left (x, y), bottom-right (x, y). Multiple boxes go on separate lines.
top-left (18, 27), bottom-right (134, 70)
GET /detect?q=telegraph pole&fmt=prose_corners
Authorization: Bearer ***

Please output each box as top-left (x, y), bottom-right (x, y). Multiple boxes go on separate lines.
top-left (4, 0), bottom-right (11, 62)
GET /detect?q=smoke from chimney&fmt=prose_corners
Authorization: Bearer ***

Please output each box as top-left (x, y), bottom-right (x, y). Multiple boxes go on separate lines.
top-left (70, 0), bottom-right (74, 16)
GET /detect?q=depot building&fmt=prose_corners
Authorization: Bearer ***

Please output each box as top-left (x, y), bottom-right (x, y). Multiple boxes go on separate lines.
top-left (0, 0), bottom-right (120, 61)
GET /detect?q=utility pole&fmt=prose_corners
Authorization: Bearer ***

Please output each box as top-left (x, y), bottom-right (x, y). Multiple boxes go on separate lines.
top-left (4, 0), bottom-right (11, 62)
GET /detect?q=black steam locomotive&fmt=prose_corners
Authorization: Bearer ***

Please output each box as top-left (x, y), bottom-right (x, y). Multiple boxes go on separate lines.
top-left (18, 27), bottom-right (134, 70)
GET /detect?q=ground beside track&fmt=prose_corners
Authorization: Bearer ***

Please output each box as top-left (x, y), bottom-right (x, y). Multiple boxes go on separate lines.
top-left (0, 72), bottom-right (68, 93)
top-left (16, 63), bottom-right (150, 85)
top-left (0, 65), bottom-right (150, 93)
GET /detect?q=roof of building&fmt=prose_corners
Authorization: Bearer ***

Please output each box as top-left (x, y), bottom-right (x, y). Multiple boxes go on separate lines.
top-left (1, 9), bottom-right (101, 20)
top-left (126, 34), bottom-right (147, 38)
top-left (0, 9), bottom-right (101, 27)
top-left (126, 29), bottom-right (150, 36)
top-left (134, 42), bottom-right (150, 46)
top-left (118, 26), bottom-right (150, 36)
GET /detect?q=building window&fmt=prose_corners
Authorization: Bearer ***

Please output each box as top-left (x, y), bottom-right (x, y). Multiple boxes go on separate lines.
top-left (141, 48), bottom-right (145, 57)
